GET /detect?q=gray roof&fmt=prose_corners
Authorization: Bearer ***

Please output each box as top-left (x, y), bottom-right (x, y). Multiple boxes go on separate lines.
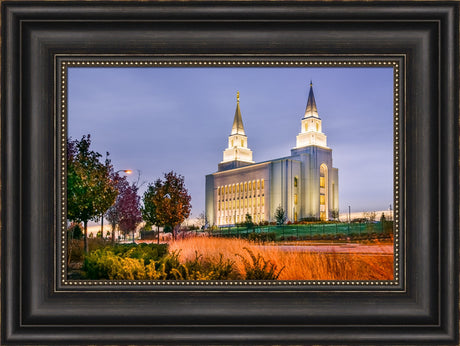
top-left (304, 82), bottom-right (319, 118)
top-left (231, 92), bottom-right (246, 135)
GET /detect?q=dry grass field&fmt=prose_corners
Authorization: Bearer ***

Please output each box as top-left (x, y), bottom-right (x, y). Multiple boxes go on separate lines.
top-left (170, 237), bottom-right (394, 281)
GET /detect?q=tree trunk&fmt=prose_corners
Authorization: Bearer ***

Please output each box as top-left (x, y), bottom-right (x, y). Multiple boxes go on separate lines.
top-left (111, 222), bottom-right (116, 244)
top-left (157, 225), bottom-right (160, 244)
top-left (100, 214), bottom-right (104, 237)
top-left (84, 220), bottom-right (88, 253)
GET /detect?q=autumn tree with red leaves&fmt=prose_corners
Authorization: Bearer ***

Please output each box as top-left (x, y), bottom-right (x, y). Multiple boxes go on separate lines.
top-left (106, 176), bottom-right (142, 242)
top-left (142, 171), bottom-right (191, 240)
top-left (117, 183), bottom-right (142, 241)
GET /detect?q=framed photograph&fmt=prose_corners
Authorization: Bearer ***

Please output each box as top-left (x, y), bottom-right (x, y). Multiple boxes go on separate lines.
top-left (2, 1), bottom-right (458, 345)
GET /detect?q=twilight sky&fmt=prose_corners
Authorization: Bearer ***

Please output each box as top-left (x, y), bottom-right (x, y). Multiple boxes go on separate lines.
top-left (68, 67), bottom-right (393, 220)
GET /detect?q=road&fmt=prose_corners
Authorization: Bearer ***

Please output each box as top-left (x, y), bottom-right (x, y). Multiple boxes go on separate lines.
top-left (256, 243), bottom-right (394, 255)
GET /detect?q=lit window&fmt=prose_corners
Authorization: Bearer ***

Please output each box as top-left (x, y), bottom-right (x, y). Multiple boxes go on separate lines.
top-left (261, 179), bottom-right (264, 189)
top-left (241, 139), bottom-right (244, 147)
top-left (253, 181), bottom-right (256, 190)
top-left (294, 177), bottom-right (298, 187)
top-left (244, 182), bottom-right (247, 191)
top-left (249, 183), bottom-right (252, 191)
top-left (233, 185), bottom-right (235, 193)
top-left (237, 184), bottom-right (239, 193)
top-left (320, 195), bottom-right (326, 205)
top-left (226, 186), bottom-right (228, 194)
top-left (320, 177), bottom-right (325, 188)
top-left (257, 180), bottom-right (260, 189)
top-left (294, 194), bottom-right (298, 205)
top-left (231, 140), bottom-right (234, 147)
top-left (305, 123), bottom-right (308, 132)
top-left (261, 197), bottom-right (264, 206)
top-left (316, 123), bottom-right (319, 131)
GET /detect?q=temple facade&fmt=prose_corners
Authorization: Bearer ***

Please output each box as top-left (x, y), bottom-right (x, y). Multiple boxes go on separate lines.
top-left (205, 83), bottom-right (339, 226)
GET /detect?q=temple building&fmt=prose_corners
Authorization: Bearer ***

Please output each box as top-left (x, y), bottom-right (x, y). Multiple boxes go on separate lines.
top-left (205, 83), bottom-right (339, 226)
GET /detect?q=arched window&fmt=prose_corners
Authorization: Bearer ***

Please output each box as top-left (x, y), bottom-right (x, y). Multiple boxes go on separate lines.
top-left (294, 176), bottom-right (298, 187)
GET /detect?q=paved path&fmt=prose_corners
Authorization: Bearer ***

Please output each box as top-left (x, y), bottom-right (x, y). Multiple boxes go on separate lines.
top-left (257, 243), bottom-right (394, 255)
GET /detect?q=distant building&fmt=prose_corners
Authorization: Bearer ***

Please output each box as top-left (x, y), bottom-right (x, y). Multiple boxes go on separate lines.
top-left (205, 83), bottom-right (339, 226)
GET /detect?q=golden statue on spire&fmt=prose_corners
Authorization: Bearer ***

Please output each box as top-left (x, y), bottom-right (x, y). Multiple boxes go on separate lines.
top-left (237, 91), bottom-right (240, 103)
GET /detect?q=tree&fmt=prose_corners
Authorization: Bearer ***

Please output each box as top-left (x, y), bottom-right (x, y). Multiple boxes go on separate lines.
top-left (330, 209), bottom-right (339, 221)
top-left (363, 211), bottom-right (377, 222)
top-left (274, 205), bottom-right (287, 226)
top-left (144, 171), bottom-right (192, 240)
top-left (117, 182), bottom-right (142, 242)
top-left (99, 153), bottom-right (121, 237)
top-left (244, 213), bottom-right (254, 231)
top-left (105, 173), bottom-right (130, 243)
top-left (67, 135), bottom-right (118, 253)
top-left (141, 179), bottom-right (162, 244)
top-left (197, 211), bottom-right (208, 230)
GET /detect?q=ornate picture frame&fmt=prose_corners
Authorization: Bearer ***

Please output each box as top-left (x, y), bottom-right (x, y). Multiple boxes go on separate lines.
top-left (2, 1), bottom-right (458, 344)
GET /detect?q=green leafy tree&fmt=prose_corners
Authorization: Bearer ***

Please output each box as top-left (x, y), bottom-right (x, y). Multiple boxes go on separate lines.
top-left (144, 171), bottom-right (192, 240)
top-left (274, 205), bottom-right (287, 226)
top-left (67, 135), bottom-right (118, 253)
top-left (141, 179), bottom-right (163, 244)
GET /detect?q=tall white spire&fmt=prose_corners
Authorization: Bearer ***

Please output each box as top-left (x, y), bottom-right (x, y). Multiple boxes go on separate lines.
top-left (221, 91), bottom-right (254, 164)
top-left (295, 82), bottom-right (328, 149)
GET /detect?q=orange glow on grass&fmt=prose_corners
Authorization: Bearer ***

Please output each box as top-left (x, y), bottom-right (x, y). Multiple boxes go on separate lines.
top-left (169, 237), bottom-right (394, 281)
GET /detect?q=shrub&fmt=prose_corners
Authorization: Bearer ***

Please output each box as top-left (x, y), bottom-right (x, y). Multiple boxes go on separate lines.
top-left (247, 232), bottom-right (277, 243)
top-left (237, 248), bottom-right (284, 280)
top-left (82, 244), bottom-right (169, 280)
top-left (120, 243), bottom-right (168, 265)
top-left (67, 239), bottom-right (84, 264)
top-left (67, 224), bottom-right (83, 240)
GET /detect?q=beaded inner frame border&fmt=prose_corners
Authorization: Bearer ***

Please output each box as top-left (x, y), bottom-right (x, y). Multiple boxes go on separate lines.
top-left (57, 56), bottom-right (402, 289)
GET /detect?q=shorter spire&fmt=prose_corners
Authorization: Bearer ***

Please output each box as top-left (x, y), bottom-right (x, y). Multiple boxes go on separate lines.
top-left (304, 82), bottom-right (319, 118)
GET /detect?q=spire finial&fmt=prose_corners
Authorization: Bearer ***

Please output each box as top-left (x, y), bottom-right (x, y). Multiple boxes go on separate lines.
top-left (310, 80), bottom-right (313, 87)
top-left (237, 91), bottom-right (240, 103)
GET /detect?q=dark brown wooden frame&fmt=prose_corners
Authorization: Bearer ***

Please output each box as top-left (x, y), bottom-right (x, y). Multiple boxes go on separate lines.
top-left (2, 1), bottom-right (458, 345)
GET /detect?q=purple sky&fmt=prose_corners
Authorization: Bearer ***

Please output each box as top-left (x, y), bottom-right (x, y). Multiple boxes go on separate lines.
top-left (68, 67), bottom-right (394, 220)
